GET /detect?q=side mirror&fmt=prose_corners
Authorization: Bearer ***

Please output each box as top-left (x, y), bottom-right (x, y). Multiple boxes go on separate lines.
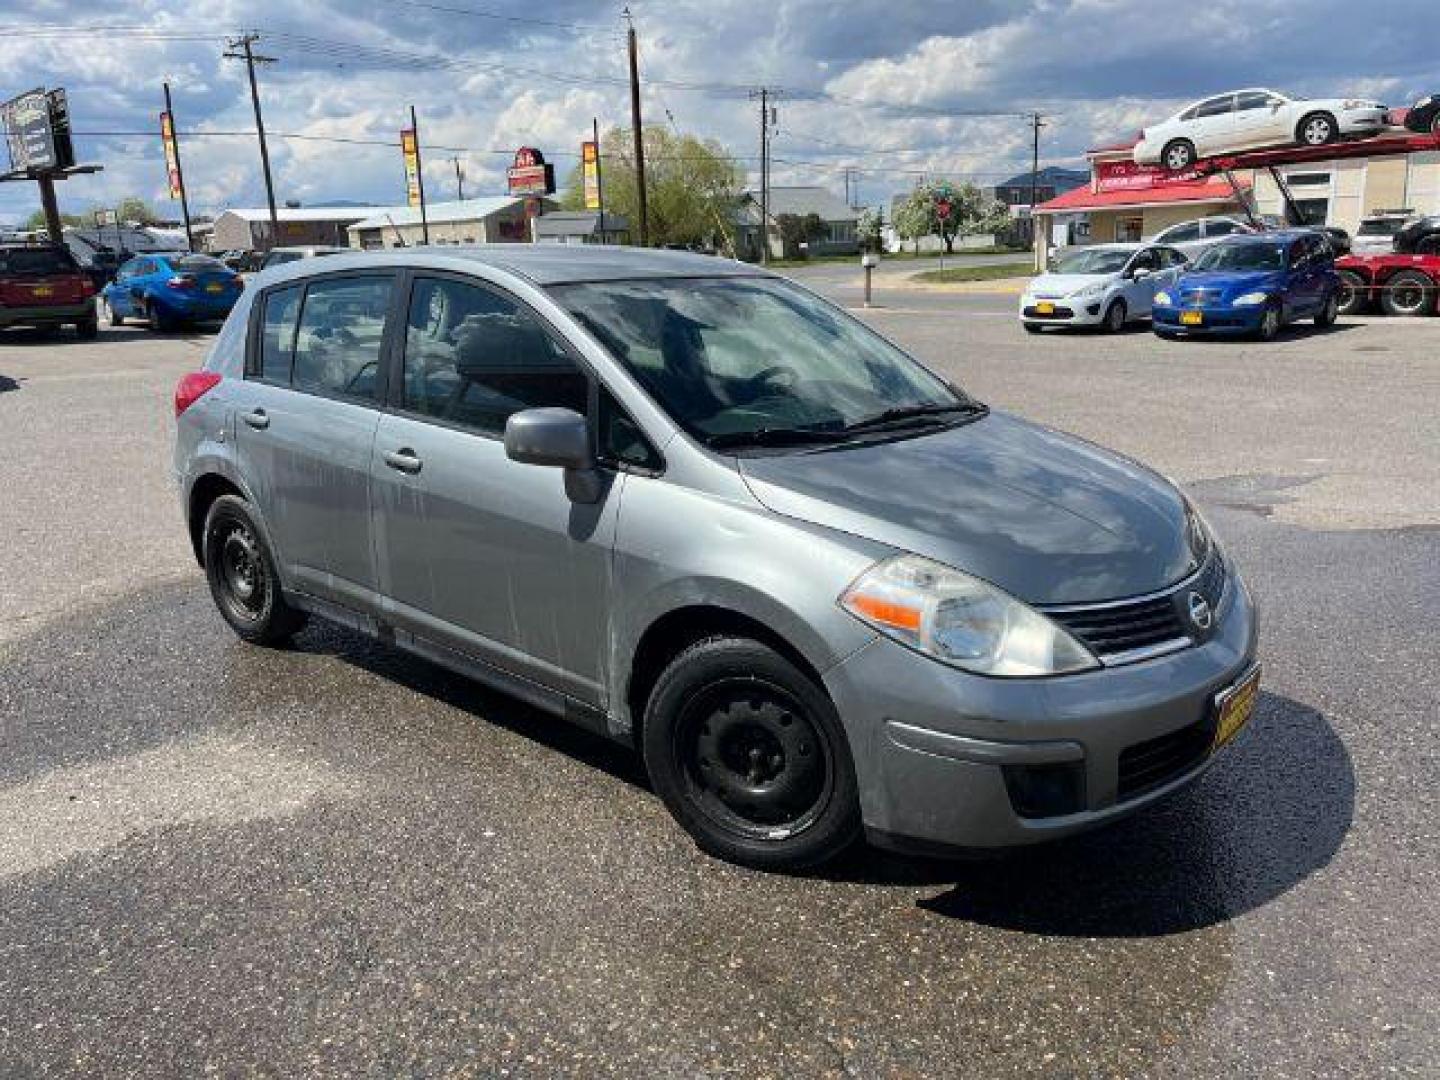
top-left (503, 407), bottom-right (602, 502)
top-left (1131, 266), bottom-right (1153, 280)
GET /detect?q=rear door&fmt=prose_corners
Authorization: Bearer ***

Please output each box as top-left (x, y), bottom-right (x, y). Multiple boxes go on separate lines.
top-left (1121, 247), bottom-right (1162, 316)
top-left (370, 271), bottom-right (622, 706)
top-left (232, 271), bottom-right (399, 613)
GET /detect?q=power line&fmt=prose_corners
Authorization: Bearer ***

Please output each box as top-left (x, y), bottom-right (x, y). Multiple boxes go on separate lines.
top-left (389, 0), bottom-right (613, 32)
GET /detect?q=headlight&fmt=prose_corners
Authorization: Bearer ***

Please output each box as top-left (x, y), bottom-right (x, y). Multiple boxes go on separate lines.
top-left (1154, 290), bottom-right (1173, 306)
top-left (840, 555), bottom-right (1099, 677)
top-left (1232, 291), bottom-right (1269, 306)
top-left (1069, 282), bottom-right (1106, 299)
top-left (1341, 99), bottom-right (1379, 110)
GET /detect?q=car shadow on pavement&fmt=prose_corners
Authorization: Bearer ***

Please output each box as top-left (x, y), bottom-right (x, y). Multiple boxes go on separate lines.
top-left (866, 689), bottom-right (1354, 937)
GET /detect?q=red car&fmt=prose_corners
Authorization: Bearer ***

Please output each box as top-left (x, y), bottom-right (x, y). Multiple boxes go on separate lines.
top-left (0, 244), bottom-right (99, 338)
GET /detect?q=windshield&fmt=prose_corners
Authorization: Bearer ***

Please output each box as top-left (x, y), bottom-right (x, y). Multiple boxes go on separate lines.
top-left (1049, 248), bottom-right (1131, 275)
top-left (551, 276), bottom-right (973, 448)
top-left (1192, 242), bottom-right (1286, 272)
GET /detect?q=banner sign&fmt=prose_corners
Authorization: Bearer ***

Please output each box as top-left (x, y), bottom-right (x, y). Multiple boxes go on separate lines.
top-left (507, 146), bottom-right (555, 197)
top-left (1094, 159), bottom-right (1202, 192)
top-left (160, 111), bottom-right (184, 199)
top-left (2, 89), bottom-right (58, 172)
top-left (581, 140), bottom-right (601, 210)
top-left (401, 128), bottom-right (422, 207)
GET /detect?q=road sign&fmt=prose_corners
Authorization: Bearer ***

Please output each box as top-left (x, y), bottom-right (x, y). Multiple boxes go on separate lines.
top-left (936, 198), bottom-right (952, 221)
top-left (400, 128), bottom-right (422, 208)
top-left (507, 147), bottom-right (555, 197)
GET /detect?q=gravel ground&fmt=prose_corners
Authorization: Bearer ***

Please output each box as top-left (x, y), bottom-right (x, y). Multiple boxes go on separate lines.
top-left (0, 290), bottom-right (1436, 1076)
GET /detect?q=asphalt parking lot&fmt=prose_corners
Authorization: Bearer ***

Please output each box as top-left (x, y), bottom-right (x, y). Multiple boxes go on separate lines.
top-left (1, 277), bottom-right (1437, 1076)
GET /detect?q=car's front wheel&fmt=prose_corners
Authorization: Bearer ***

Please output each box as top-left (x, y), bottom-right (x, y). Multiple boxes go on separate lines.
top-left (202, 494), bottom-right (307, 646)
top-left (1102, 299), bottom-right (1127, 333)
top-left (1256, 305), bottom-right (1283, 341)
top-left (1298, 112), bottom-right (1338, 147)
top-left (642, 637), bottom-right (862, 871)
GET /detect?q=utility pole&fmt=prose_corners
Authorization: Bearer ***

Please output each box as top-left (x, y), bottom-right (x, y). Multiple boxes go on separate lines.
top-left (453, 157), bottom-right (465, 201)
top-left (624, 8), bottom-right (648, 246)
top-left (224, 34), bottom-right (279, 249)
top-left (411, 105), bottom-right (430, 244)
top-left (1029, 112), bottom-right (1046, 270)
top-left (750, 88), bottom-right (778, 264)
top-left (162, 82), bottom-right (195, 252)
top-left (593, 116), bottom-right (606, 242)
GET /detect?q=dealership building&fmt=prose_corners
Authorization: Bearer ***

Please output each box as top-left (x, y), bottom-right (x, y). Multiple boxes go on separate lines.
top-left (1034, 128), bottom-right (1440, 249)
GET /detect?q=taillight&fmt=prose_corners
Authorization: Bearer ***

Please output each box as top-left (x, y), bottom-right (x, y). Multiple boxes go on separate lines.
top-left (168, 275), bottom-right (196, 290)
top-left (79, 277), bottom-right (96, 297)
top-left (174, 371), bottom-right (222, 417)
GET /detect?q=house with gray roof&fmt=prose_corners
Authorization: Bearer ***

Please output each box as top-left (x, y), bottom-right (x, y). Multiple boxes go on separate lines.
top-left (733, 185), bottom-right (861, 260)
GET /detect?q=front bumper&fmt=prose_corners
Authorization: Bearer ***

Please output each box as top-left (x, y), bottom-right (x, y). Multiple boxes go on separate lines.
top-left (823, 570), bottom-right (1258, 851)
top-left (1019, 297), bottom-right (1105, 326)
top-left (1152, 303), bottom-right (1264, 335)
top-left (0, 300), bottom-right (94, 328)
top-left (1338, 109), bottom-right (1388, 136)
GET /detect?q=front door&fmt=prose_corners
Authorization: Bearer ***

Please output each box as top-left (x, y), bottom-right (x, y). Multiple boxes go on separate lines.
top-left (1188, 94), bottom-right (1238, 156)
top-left (370, 272), bottom-right (619, 705)
top-left (233, 273), bottom-right (397, 611)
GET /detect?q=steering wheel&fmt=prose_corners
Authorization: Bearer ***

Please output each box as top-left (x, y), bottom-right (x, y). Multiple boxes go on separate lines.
top-left (740, 364), bottom-right (799, 397)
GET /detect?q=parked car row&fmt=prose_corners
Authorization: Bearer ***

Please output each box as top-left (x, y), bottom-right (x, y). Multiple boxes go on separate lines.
top-left (1023, 230), bottom-right (1344, 340)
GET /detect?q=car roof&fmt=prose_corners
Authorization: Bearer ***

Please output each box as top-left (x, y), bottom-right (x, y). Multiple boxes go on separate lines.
top-left (1212, 228), bottom-right (1316, 245)
top-left (255, 244), bottom-right (769, 287)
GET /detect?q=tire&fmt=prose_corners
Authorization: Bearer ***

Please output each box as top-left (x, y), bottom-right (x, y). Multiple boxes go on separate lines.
top-left (1433, 113), bottom-right (1440, 137)
top-left (202, 494), bottom-right (307, 646)
top-left (1162, 139), bottom-right (1196, 171)
top-left (1416, 235), bottom-right (1440, 257)
top-left (1379, 270), bottom-right (1437, 318)
top-left (1102, 299), bottom-right (1127, 333)
top-left (75, 318), bottom-right (99, 340)
top-left (1335, 269), bottom-right (1370, 316)
top-left (641, 636), bottom-right (862, 871)
top-left (1255, 305), bottom-right (1282, 341)
top-left (1022, 322), bottom-right (1044, 334)
top-left (106, 300), bottom-right (123, 327)
top-left (1298, 112), bottom-right (1338, 147)
top-left (1315, 291), bottom-right (1340, 328)
top-left (145, 300), bottom-right (174, 333)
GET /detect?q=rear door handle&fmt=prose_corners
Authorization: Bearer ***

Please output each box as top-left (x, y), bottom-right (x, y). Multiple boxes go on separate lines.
top-left (383, 448), bottom-right (422, 474)
top-left (242, 408), bottom-right (270, 430)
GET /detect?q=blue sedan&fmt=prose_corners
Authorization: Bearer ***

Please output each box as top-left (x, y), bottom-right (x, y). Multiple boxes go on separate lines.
top-left (1152, 230), bottom-right (1341, 340)
top-left (102, 253), bottom-right (244, 332)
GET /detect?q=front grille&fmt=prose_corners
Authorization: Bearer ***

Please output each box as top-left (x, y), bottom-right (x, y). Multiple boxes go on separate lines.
top-left (1045, 553), bottom-right (1228, 665)
top-left (1024, 305), bottom-right (1074, 319)
top-left (1117, 718), bottom-right (1213, 800)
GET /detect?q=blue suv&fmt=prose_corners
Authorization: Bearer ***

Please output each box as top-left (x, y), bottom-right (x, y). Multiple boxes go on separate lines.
top-left (102, 253), bottom-right (243, 332)
top-left (1152, 230), bottom-right (1340, 340)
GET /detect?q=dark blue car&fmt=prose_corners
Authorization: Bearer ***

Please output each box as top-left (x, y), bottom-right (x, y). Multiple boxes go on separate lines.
top-left (102, 253), bottom-right (243, 332)
top-left (1152, 230), bottom-right (1341, 340)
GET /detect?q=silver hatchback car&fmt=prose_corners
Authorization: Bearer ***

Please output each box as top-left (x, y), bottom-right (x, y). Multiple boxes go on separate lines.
top-left (173, 246), bottom-right (1259, 870)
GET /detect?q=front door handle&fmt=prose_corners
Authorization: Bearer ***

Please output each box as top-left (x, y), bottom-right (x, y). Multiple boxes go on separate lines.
top-left (242, 408), bottom-right (270, 430)
top-left (383, 448), bottom-right (422, 474)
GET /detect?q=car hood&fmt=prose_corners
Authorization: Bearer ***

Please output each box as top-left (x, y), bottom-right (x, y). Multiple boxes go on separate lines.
top-left (1026, 272), bottom-right (1113, 298)
top-left (1176, 269), bottom-right (1285, 298)
top-left (738, 411), bottom-right (1198, 606)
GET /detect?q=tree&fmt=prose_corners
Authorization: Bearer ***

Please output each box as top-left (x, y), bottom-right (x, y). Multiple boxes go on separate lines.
top-left (23, 208), bottom-right (86, 230)
top-left (856, 207), bottom-right (883, 253)
top-left (21, 195), bottom-right (163, 233)
top-left (774, 211), bottom-right (826, 259)
top-left (893, 180), bottom-right (1010, 253)
top-left (562, 126), bottom-right (742, 250)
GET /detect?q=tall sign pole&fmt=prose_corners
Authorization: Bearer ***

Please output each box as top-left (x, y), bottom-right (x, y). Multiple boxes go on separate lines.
top-left (624, 8), bottom-right (648, 247)
top-left (591, 117), bottom-right (605, 242)
top-left (161, 83), bottom-right (194, 252)
top-left (224, 35), bottom-right (279, 249)
top-left (410, 105), bottom-right (430, 245)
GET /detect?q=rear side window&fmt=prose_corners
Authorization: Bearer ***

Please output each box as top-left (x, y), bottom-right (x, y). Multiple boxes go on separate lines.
top-left (401, 276), bottom-right (588, 436)
top-left (259, 286), bottom-right (301, 383)
top-left (1194, 95), bottom-right (1235, 118)
top-left (292, 276), bottom-right (393, 402)
top-left (1163, 223), bottom-right (1201, 243)
top-left (0, 248), bottom-right (78, 275)
top-left (1206, 220), bottom-right (1242, 237)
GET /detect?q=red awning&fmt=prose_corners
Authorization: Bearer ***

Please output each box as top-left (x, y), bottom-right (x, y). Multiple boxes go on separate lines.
top-left (1035, 177), bottom-right (1246, 214)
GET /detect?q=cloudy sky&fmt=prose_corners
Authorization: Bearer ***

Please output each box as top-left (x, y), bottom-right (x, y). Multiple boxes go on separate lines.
top-left (1, 0), bottom-right (1437, 226)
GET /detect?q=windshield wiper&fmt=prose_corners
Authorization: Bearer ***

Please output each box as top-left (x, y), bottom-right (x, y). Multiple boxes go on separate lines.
top-left (840, 400), bottom-right (986, 434)
top-left (705, 425), bottom-right (852, 450)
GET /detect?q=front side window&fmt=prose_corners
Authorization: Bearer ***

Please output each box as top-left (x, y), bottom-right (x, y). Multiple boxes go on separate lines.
top-left (1051, 248), bottom-right (1132, 274)
top-left (258, 285), bottom-right (301, 383)
top-left (552, 276), bottom-right (971, 448)
top-left (1235, 92), bottom-right (1273, 112)
top-left (292, 275), bottom-right (393, 401)
top-left (401, 276), bottom-right (587, 436)
top-left (1162, 222), bottom-right (1202, 243)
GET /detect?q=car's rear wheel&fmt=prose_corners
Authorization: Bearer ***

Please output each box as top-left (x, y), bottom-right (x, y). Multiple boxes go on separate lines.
top-left (145, 300), bottom-right (174, 333)
top-left (106, 300), bottom-right (123, 327)
top-left (1315, 291), bottom-right (1340, 327)
top-left (1162, 139), bottom-right (1196, 171)
top-left (1380, 270), bottom-right (1437, 317)
top-left (202, 494), bottom-right (307, 646)
top-left (1102, 299), bottom-right (1127, 333)
top-left (1335, 269), bottom-right (1370, 315)
top-left (641, 637), bottom-right (861, 871)
top-left (1256, 305), bottom-right (1282, 341)
top-left (75, 318), bottom-right (99, 340)
top-left (1298, 112), bottom-right (1338, 147)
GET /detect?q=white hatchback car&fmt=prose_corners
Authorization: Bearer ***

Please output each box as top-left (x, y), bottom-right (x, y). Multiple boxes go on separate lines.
top-left (1135, 89), bottom-right (1388, 171)
top-left (1020, 243), bottom-right (1187, 333)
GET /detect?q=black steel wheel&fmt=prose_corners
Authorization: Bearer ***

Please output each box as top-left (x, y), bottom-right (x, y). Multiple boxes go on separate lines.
top-left (642, 637), bottom-right (861, 870)
top-left (1380, 270), bottom-right (1437, 317)
top-left (1335, 269), bottom-right (1370, 316)
top-left (202, 494), bottom-right (307, 645)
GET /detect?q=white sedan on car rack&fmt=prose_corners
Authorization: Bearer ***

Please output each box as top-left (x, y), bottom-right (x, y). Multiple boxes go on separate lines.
top-left (1134, 89), bottom-right (1388, 171)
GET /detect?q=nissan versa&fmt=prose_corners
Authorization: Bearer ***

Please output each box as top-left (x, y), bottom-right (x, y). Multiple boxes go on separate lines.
top-left (172, 247), bottom-right (1260, 870)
